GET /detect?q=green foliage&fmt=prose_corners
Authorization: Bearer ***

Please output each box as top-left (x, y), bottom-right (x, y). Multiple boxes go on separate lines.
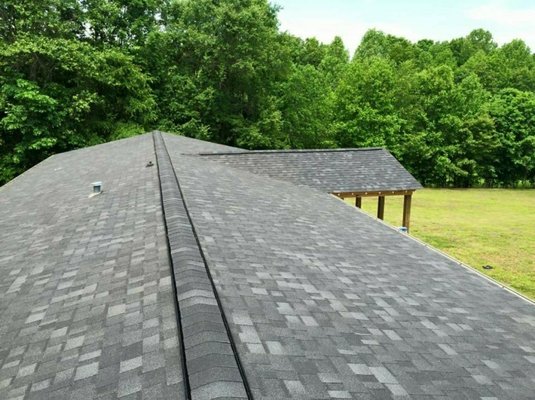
top-left (109, 122), bottom-right (146, 140)
top-left (1, 1), bottom-right (534, 188)
top-left (279, 64), bottom-right (334, 148)
top-left (0, 1), bottom-right (84, 42)
top-left (355, 29), bottom-right (418, 65)
top-left (488, 89), bottom-right (535, 184)
top-left (81, 0), bottom-right (167, 47)
top-left (338, 28), bottom-right (534, 187)
top-left (334, 57), bottom-right (402, 149)
top-left (0, 2), bottom-right (157, 183)
top-left (0, 34), bottom-right (155, 182)
top-left (144, 0), bottom-right (287, 148)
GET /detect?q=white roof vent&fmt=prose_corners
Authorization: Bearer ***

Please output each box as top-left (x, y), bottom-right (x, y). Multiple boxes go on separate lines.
top-left (90, 181), bottom-right (103, 197)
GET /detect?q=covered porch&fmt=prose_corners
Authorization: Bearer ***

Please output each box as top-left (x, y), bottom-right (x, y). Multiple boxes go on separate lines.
top-left (333, 190), bottom-right (415, 233)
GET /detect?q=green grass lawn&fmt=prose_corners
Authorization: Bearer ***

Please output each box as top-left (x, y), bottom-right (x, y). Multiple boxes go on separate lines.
top-left (345, 189), bottom-right (535, 300)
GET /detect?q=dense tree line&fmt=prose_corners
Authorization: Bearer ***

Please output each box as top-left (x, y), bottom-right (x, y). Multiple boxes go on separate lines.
top-left (1, 0), bottom-right (534, 187)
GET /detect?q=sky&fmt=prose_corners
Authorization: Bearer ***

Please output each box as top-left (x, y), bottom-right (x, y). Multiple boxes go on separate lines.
top-left (271, 0), bottom-right (535, 55)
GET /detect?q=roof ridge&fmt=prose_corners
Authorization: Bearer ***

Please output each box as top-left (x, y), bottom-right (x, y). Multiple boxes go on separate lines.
top-left (156, 130), bottom-right (247, 153)
top-left (197, 147), bottom-right (385, 156)
top-left (154, 132), bottom-right (251, 400)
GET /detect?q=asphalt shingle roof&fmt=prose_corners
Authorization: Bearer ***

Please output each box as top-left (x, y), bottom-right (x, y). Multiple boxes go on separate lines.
top-left (199, 148), bottom-right (422, 193)
top-left (1, 131), bottom-right (534, 400)
top-left (0, 134), bottom-right (184, 399)
top-left (153, 133), bottom-right (249, 399)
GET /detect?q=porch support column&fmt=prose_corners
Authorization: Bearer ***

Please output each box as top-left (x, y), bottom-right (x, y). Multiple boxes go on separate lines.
top-left (377, 196), bottom-right (385, 220)
top-left (402, 194), bottom-right (412, 233)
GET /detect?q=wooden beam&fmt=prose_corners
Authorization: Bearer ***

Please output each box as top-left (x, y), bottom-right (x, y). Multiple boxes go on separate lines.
top-left (377, 196), bottom-right (385, 220)
top-left (402, 194), bottom-right (412, 232)
top-left (355, 196), bottom-right (362, 208)
top-left (333, 190), bottom-right (415, 199)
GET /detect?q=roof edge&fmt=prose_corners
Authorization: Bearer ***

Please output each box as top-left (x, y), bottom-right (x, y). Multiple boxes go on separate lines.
top-left (332, 195), bottom-right (534, 306)
top-left (197, 147), bottom-right (386, 156)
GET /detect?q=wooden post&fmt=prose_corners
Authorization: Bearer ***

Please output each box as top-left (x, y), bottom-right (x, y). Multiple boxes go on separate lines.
top-left (402, 194), bottom-right (412, 232)
top-left (377, 196), bottom-right (385, 220)
top-left (355, 196), bottom-right (362, 208)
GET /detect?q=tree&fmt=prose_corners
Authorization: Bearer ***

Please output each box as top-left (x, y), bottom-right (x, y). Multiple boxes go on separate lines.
top-left (0, 1), bottom-right (84, 43)
top-left (355, 29), bottom-right (418, 65)
top-left (80, 0), bottom-right (167, 47)
top-left (0, 36), bottom-right (155, 183)
top-left (334, 57), bottom-right (403, 149)
top-left (319, 36), bottom-right (349, 89)
top-left (279, 64), bottom-right (334, 148)
top-left (450, 29), bottom-right (497, 66)
top-left (300, 38), bottom-right (328, 68)
top-left (1, 2), bottom-right (535, 188)
top-left (145, 0), bottom-right (289, 148)
top-left (392, 65), bottom-right (496, 187)
top-left (488, 89), bottom-right (535, 185)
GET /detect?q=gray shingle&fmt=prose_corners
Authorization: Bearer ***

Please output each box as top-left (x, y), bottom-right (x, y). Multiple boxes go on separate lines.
top-left (199, 148), bottom-right (422, 193)
top-left (163, 132), bottom-right (535, 400)
top-left (0, 134), bottom-right (184, 400)
top-left (153, 133), bottom-right (248, 399)
top-left (1, 131), bottom-right (534, 400)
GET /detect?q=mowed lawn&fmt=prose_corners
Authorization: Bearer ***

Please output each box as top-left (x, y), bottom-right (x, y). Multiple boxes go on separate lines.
top-left (346, 189), bottom-right (535, 300)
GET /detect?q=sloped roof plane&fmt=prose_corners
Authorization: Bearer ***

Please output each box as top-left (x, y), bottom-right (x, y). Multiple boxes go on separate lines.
top-left (0, 131), bottom-right (534, 400)
top-left (198, 148), bottom-right (422, 194)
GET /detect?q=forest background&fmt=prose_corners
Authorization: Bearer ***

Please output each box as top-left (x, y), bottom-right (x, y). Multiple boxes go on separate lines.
top-left (1, 0), bottom-right (534, 187)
